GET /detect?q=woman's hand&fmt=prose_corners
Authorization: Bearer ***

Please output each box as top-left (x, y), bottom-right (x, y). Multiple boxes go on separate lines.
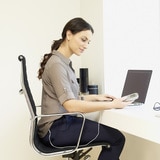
top-left (95, 94), bottom-right (133, 109)
top-left (83, 94), bottom-right (116, 101)
top-left (94, 94), bottom-right (116, 101)
top-left (110, 97), bottom-right (133, 109)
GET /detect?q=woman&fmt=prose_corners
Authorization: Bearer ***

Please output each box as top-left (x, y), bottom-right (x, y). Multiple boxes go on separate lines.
top-left (38, 17), bottom-right (131, 160)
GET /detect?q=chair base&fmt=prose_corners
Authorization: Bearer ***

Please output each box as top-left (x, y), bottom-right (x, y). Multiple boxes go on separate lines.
top-left (62, 147), bottom-right (92, 160)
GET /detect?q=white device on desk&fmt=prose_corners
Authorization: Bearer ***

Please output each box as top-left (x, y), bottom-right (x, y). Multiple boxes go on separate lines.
top-left (121, 70), bottom-right (152, 106)
top-left (123, 92), bottom-right (139, 102)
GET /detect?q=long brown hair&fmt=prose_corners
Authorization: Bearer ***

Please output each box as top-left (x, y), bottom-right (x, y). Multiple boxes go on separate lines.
top-left (38, 17), bottom-right (94, 79)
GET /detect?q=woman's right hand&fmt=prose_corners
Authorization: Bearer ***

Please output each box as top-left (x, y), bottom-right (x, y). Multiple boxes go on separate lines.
top-left (110, 97), bottom-right (132, 109)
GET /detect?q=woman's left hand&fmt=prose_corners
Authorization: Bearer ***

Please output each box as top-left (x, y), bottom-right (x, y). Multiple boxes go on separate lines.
top-left (94, 94), bottom-right (116, 101)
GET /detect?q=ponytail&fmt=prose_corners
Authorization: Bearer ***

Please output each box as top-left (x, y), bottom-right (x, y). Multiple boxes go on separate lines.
top-left (38, 39), bottom-right (63, 79)
top-left (51, 39), bottom-right (63, 51)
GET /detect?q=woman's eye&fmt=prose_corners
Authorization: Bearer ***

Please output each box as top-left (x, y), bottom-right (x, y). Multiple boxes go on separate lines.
top-left (81, 37), bottom-right (90, 44)
top-left (81, 38), bottom-right (86, 42)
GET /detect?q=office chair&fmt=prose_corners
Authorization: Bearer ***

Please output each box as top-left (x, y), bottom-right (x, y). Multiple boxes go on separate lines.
top-left (18, 55), bottom-right (110, 160)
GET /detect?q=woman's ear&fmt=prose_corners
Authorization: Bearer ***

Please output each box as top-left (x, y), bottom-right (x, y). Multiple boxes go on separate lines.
top-left (66, 30), bottom-right (72, 41)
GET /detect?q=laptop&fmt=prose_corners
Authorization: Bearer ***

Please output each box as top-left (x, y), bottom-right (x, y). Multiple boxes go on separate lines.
top-left (121, 70), bottom-right (152, 105)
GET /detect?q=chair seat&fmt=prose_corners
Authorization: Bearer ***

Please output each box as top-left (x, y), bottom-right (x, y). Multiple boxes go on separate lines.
top-left (34, 131), bottom-right (110, 154)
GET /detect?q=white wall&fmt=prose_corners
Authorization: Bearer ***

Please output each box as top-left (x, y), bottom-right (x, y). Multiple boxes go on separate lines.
top-left (103, 0), bottom-right (160, 160)
top-left (103, 0), bottom-right (160, 106)
top-left (0, 0), bottom-right (80, 160)
top-left (79, 0), bottom-right (105, 93)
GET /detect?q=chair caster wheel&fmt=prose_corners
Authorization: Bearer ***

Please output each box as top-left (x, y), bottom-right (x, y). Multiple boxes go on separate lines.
top-left (84, 155), bottom-right (91, 160)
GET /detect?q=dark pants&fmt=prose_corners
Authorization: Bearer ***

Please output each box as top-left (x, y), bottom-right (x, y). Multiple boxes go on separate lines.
top-left (41, 115), bottom-right (125, 160)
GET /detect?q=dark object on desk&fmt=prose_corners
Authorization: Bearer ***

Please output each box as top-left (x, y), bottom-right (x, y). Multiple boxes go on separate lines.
top-left (88, 85), bottom-right (98, 94)
top-left (121, 70), bottom-right (152, 105)
top-left (80, 68), bottom-right (89, 94)
top-left (18, 55), bottom-right (110, 160)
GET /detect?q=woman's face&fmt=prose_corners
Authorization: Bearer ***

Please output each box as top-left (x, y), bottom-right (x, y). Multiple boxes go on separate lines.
top-left (67, 30), bottom-right (93, 56)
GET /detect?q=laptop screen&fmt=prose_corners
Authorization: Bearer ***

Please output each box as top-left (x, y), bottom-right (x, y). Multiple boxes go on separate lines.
top-left (121, 70), bottom-right (152, 103)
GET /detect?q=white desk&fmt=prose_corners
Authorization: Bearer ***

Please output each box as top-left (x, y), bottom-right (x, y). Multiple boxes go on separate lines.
top-left (100, 105), bottom-right (160, 144)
